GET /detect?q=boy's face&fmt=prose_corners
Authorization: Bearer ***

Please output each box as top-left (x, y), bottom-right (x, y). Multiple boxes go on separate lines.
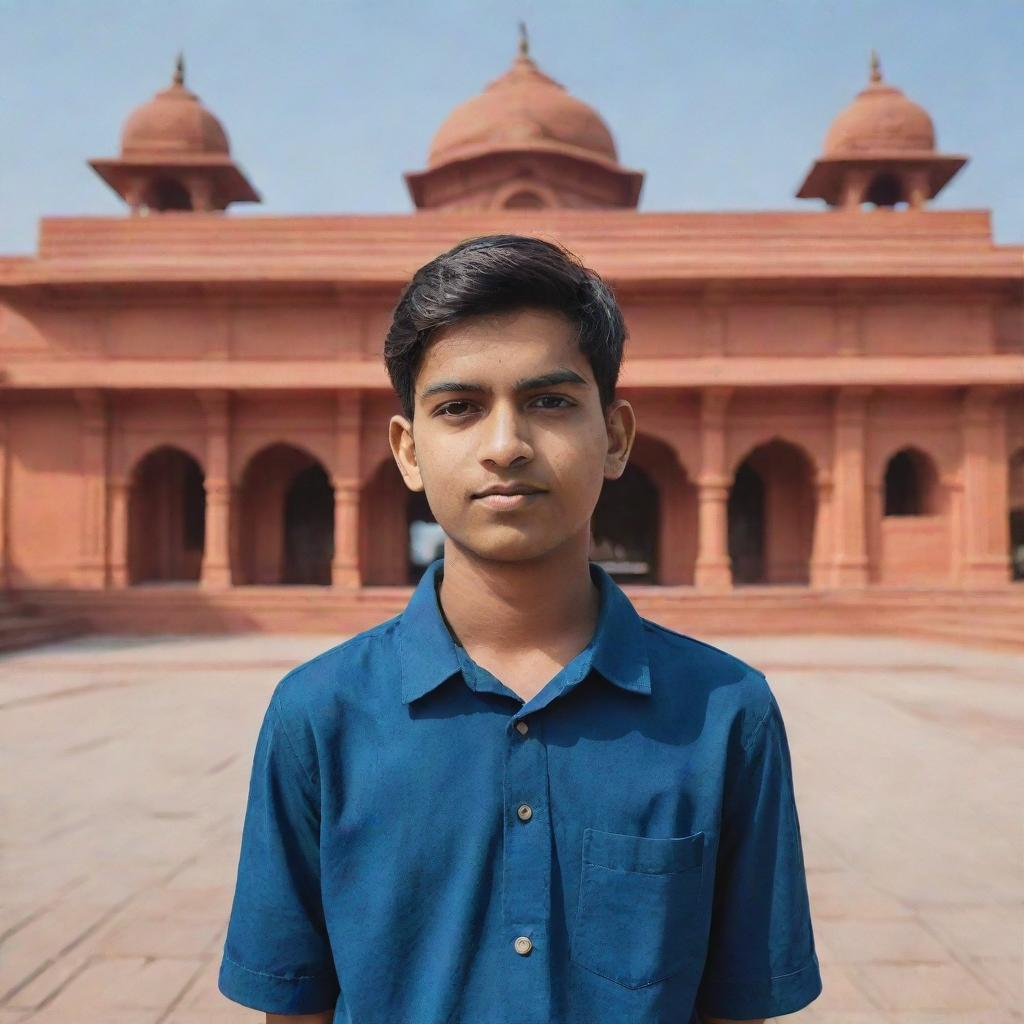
top-left (388, 306), bottom-right (636, 564)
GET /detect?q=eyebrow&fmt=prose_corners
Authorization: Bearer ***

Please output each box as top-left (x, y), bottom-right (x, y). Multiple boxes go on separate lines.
top-left (419, 369), bottom-right (589, 401)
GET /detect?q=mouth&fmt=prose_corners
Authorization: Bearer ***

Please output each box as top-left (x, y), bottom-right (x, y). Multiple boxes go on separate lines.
top-left (475, 489), bottom-right (548, 509)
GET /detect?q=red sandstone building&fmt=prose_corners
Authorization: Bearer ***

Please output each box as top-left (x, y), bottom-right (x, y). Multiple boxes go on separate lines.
top-left (0, 40), bottom-right (1021, 643)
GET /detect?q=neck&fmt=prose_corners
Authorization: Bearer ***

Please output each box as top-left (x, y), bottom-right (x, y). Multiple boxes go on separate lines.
top-left (437, 528), bottom-right (600, 656)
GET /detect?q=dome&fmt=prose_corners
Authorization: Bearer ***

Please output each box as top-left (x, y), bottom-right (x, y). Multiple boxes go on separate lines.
top-left (121, 54), bottom-right (230, 157)
top-left (427, 28), bottom-right (618, 169)
top-left (823, 53), bottom-right (935, 156)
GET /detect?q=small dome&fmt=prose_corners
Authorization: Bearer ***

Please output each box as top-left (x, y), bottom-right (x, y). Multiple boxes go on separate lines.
top-left (427, 27), bottom-right (618, 168)
top-left (823, 53), bottom-right (935, 156)
top-left (121, 54), bottom-right (230, 156)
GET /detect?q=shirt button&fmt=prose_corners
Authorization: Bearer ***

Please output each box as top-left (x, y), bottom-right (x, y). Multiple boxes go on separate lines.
top-left (516, 721), bottom-right (529, 735)
top-left (514, 935), bottom-right (533, 955)
top-left (517, 803), bottom-right (533, 822)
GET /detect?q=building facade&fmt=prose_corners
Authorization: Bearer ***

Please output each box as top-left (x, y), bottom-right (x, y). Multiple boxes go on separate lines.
top-left (0, 41), bottom-right (1021, 635)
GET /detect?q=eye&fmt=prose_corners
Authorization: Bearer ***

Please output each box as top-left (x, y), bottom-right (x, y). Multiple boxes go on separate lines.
top-left (435, 400), bottom-right (476, 418)
top-left (530, 395), bottom-right (574, 410)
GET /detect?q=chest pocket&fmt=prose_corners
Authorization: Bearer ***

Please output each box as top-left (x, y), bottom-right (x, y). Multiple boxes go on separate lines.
top-left (570, 827), bottom-right (705, 989)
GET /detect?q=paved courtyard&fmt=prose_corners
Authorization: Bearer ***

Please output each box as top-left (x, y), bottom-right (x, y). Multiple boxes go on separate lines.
top-left (0, 630), bottom-right (1021, 1023)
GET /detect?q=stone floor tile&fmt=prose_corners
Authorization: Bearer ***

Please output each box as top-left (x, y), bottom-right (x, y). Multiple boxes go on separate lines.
top-left (90, 913), bottom-right (225, 959)
top-left (963, 955), bottom-right (1024, 1007)
top-left (2, 949), bottom-right (90, 1011)
top-left (852, 961), bottom-right (1002, 1011)
top-left (27, 955), bottom-right (202, 1015)
top-left (807, 870), bottom-right (914, 920)
top-left (819, 918), bottom-right (952, 964)
top-left (888, 1014), bottom-right (1020, 1024)
top-left (810, 963), bottom-right (879, 1011)
top-left (919, 903), bottom-right (1024, 960)
top-left (162, 1008), bottom-right (258, 1024)
top-left (0, 903), bottom-right (113, 997)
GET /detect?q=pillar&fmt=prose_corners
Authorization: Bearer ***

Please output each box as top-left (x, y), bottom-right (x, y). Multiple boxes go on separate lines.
top-left (838, 168), bottom-right (870, 209)
top-left (332, 390), bottom-right (362, 588)
top-left (200, 390), bottom-right (233, 587)
top-left (73, 389), bottom-right (109, 588)
top-left (186, 174), bottom-right (215, 212)
top-left (810, 468), bottom-right (833, 589)
top-left (960, 386), bottom-right (1010, 586)
top-left (830, 387), bottom-right (871, 587)
top-left (694, 387), bottom-right (733, 590)
top-left (906, 169), bottom-right (930, 210)
top-left (108, 474), bottom-right (130, 587)
top-left (125, 175), bottom-right (146, 214)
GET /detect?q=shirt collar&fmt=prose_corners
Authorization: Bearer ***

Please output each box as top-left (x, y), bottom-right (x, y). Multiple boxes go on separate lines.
top-left (398, 557), bottom-right (652, 705)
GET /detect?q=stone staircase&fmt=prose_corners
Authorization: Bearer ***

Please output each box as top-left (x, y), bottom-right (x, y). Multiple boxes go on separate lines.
top-left (10, 583), bottom-right (1022, 652)
top-left (895, 605), bottom-right (1023, 652)
top-left (628, 586), bottom-right (1024, 653)
top-left (0, 593), bottom-right (88, 654)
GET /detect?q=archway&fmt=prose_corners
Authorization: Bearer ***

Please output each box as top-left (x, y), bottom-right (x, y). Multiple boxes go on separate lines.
top-left (591, 463), bottom-right (659, 582)
top-left (884, 447), bottom-right (939, 515)
top-left (876, 445), bottom-right (950, 583)
top-left (1010, 447), bottom-right (1024, 582)
top-left (143, 177), bottom-right (192, 211)
top-left (283, 463), bottom-right (335, 584)
top-left (864, 172), bottom-right (906, 208)
top-left (728, 461), bottom-right (765, 584)
top-left (238, 443), bottom-right (334, 585)
top-left (591, 433), bottom-right (695, 584)
top-left (728, 439), bottom-right (817, 585)
top-left (127, 446), bottom-right (205, 584)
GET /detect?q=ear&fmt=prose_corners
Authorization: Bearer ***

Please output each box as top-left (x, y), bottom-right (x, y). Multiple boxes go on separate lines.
top-left (388, 414), bottom-right (425, 492)
top-left (603, 398), bottom-right (636, 481)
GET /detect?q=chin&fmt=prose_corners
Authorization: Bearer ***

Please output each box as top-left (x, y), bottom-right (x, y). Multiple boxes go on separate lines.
top-left (447, 529), bottom-right (569, 564)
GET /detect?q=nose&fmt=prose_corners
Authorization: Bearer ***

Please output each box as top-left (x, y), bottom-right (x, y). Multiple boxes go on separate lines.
top-left (477, 400), bottom-right (533, 468)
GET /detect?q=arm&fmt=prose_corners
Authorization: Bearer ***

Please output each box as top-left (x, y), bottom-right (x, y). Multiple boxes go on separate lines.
top-left (694, 681), bottom-right (822, 1019)
top-left (217, 690), bottom-right (340, 1017)
top-left (267, 1014), bottom-right (333, 1024)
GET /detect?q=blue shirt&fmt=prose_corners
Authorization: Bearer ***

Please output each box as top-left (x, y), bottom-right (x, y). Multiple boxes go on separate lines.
top-left (218, 557), bottom-right (822, 1023)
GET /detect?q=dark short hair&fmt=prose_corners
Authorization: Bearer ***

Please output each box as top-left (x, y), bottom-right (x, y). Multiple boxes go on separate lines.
top-left (383, 234), bottom-right (626, 420)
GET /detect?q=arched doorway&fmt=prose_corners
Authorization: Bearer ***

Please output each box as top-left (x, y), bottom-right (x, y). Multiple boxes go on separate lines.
top-left (877, 445), bottom-right (950, 584)
top-left (727, 461), bottom-right (765, 584)
top-left (591, 463), bottom-right (659, 583)
top-left (1010, 447), bottom-right (1024, 582)
top-left (238, 443), bottom-right (334, 585)
top-left (728, 439), bottom-right (817, 585)
top-left (127, 446), bottom-right (205, 584)
top-left (884, 447), bottom-right (939, 515)
top-left (590, 433), bottom-right (695, 585)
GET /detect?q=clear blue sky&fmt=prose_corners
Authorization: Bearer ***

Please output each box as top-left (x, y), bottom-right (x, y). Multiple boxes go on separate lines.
top-left (1, 0), bottom-right (1021, 254)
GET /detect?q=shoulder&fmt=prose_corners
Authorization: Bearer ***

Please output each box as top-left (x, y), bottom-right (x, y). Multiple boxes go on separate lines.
top-left (273, 615), bottom-right (401, 708)
top-left (641, 617), bottom-right (775, 754)
top-left (267, 614), bottom-right (403, 764)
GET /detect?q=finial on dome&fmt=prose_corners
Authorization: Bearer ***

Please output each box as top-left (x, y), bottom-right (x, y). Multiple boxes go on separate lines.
top-left (173, 51), bottom-right (185, 86)
top-left (869, 50), bottom-right (882, 83)
top-left (518, 20), bottom-right (529, 58)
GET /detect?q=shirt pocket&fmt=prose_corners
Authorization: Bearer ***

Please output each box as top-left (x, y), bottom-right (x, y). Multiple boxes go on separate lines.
top-left (570, 826), bottom-right (705, 990)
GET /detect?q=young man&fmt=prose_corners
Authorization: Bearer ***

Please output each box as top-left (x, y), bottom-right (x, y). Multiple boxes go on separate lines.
top-left (217, 234), bottom-right (823, 1024)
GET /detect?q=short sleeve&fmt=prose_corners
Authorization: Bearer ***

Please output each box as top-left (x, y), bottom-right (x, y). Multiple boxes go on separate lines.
top-left (217, 688), bottom-right (340, 1015)
top-left (696, 685), bottom-right (823, 1019)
